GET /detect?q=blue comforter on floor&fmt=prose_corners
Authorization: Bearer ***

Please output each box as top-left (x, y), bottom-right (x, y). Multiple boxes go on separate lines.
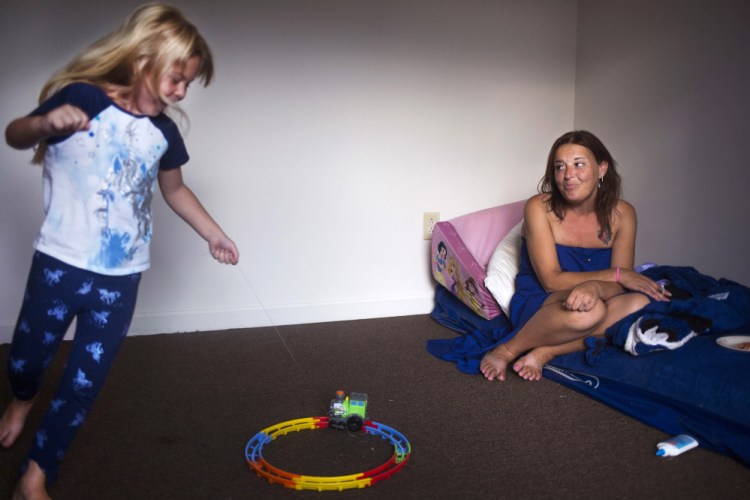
top-left (427, 265), bottom-right (750, 467)
top-left (427, 265), bottom-right (750, 371)
top-left (426, 286), bottom-right (515, 374)
top-left (594, 265), bottom-right (750, 359)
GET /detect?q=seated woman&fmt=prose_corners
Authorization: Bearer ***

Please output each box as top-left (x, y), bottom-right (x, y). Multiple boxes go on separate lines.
top-left (480, 130), bottom-right (670, 382)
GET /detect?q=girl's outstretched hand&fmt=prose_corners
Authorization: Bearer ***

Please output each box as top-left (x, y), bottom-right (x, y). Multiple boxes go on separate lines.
top-left (209, 235), bottom-right (239, 265)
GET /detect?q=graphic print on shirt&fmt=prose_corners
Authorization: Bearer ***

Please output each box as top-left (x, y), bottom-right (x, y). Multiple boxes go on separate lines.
top-left (34, 84), bottom-right (177, 275)
top-left (94, 118), bottom-right (159, 269)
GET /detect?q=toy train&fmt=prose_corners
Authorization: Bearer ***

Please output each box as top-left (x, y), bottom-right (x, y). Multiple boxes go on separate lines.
top-left (328, 390), bottom-right (368, 432)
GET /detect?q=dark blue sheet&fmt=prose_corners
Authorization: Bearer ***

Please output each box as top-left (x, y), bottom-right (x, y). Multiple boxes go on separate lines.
top-left (547, 335), bottom-right (750, 467)
top-left (599, 265), bottom-right (750, 357)
top-left (427, 286), bottom-right (514, 374)
top-left (428, 282), bottom-right (750, 467)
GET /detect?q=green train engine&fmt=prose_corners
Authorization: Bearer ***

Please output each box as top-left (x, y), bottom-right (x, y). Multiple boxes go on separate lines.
top-left (328, 390), bottom-right (368, 432)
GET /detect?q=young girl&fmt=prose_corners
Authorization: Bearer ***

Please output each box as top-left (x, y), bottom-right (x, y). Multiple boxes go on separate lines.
top-left (1, 5), bottom-right (239, 498)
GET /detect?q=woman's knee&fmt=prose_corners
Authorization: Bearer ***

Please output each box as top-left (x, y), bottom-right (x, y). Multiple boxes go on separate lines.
top-left (626, 293), bottom-right (651, 314)
top-left (564, 300), bottom-right (607, 333)
top-left (607, 292), bottom-right (650, 319)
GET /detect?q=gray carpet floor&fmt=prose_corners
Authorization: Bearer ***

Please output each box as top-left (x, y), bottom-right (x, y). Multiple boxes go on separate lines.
top-left (2, 314), bottom-right (749, 499)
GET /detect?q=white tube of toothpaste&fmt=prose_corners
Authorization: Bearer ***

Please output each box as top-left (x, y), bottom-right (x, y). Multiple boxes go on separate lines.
top-left (656, 434), bottom-right (699, 457)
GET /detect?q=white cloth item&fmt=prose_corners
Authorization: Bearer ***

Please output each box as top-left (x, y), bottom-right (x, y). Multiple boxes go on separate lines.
top-left (484, 220), bottom-right (523, 316)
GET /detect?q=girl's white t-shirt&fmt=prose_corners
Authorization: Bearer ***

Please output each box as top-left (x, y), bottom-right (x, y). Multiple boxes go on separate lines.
top-left (30, 83), bottom-right (188, 275)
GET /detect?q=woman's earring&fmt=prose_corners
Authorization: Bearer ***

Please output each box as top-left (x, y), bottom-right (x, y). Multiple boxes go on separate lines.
top-left (598, 177), bottom-right (603, 189)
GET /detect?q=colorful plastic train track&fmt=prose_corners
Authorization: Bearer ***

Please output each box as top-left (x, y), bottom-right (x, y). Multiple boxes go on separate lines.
top-left (245, 416), bottom-right (411, 491)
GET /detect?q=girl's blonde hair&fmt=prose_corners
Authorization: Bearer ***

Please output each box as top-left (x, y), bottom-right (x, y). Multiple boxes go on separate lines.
top-left (33, 3), bottom-right (213, 163)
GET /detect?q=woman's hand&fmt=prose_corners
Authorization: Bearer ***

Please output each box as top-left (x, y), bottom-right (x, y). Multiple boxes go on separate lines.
top-left (618, 268), bottom-right (670, 301)
top-left (564, 281), bottom-right (602, 311)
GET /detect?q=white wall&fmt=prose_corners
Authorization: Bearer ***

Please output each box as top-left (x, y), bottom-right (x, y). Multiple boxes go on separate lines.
top-left (575, 0), bottom-right (750, 285)
top-left (0, 0), bottom-right (577, 342)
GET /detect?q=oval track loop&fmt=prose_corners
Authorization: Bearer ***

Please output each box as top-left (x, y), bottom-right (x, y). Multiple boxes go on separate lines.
top-left (245, 417), bottom-right (411, 491)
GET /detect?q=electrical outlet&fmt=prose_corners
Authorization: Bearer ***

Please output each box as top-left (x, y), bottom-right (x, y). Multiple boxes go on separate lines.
top-left (423, 212), bottom-right (439, 240)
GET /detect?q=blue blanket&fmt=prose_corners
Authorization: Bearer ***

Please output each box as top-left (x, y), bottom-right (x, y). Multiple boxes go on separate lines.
top-left (428, 265), bottom-right (750, 372)
top-left (427, 265), bottom-right (750, 467)
top-left (547, 335), bottom-right (750, 467)
top-left (427, 286), bottom-right (514, 374)
top-left (589, 265), bottom-right (750, 363)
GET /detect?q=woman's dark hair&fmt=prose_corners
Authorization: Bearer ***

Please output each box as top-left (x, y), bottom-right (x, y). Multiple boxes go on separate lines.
top-left (538, 130), bottom-right (622, 243)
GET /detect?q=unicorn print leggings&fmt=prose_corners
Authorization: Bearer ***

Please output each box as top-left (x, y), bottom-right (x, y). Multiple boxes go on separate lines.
top-left (7, 251), bottom-right (140, 482)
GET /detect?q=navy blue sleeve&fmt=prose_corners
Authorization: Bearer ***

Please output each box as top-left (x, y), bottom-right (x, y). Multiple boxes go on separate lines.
top-left (30, 82), bottom-right (189, 169)
top-left (149, 114), bottom-right (189, 170)
top-left (30, 83), bottom-right (111, 145)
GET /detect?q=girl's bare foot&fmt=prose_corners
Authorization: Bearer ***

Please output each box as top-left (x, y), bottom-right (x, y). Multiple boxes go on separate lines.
top-left (480, 343), bottom-right (516, 381)
top-left (513, 347), bottom-right (555, 381)
top-left (0, 397), bottom-right (36, 448)
top-left (13, 460), bottom-right (51, 500)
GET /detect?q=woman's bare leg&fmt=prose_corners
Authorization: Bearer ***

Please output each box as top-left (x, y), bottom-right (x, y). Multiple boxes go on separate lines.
top-left (513, 339), bottom-right (585, 381)
top-left (511, 292), bottom-right (651, 381)
top-left (481, 292), bottom-right (650, 382)
top-left (480, 291), bottom-right (605, 381)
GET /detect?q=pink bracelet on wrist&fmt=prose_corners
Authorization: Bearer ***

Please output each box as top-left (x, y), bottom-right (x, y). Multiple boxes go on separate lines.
top-left (615, 266), bottom-right (620, 283)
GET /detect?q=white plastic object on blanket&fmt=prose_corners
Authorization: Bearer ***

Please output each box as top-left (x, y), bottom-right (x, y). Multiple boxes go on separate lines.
top-left (656, 434), bottom-right (699, 457)
top-left (623, 317), bottom-right (698, 355)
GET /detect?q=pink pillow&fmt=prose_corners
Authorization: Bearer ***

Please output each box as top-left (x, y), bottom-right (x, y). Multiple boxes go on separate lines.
top-left (430, 200), bottom-right (526, 320)
top-left (449, 200), bottom-right (525, 267)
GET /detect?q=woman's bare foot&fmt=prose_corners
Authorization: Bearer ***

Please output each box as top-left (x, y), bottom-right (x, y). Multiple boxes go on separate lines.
top-left (13, 460), bottom-right (51, 500)
top-left (0, 397), bottom-right (36, 448)
top-left (512, 347), bottom-right (555, 381)
top-left (480, 343), bottom-right (516, 381)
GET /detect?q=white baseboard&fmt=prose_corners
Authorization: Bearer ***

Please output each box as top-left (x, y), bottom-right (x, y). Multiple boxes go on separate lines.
top-left (0, 294), bottom-right (436, 343)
